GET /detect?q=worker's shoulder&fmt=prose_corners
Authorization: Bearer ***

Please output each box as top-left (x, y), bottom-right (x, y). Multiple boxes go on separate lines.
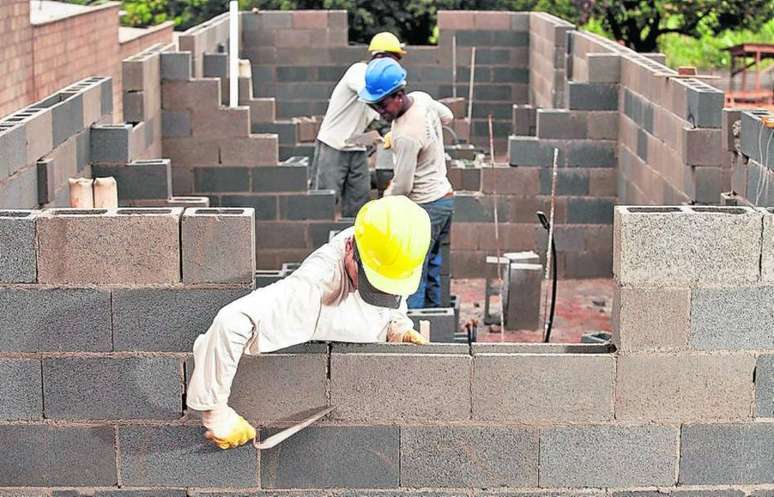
top-left (344, 61), bottom-right (368, 76)
top-left (408, 91), bottom-right (434, 104)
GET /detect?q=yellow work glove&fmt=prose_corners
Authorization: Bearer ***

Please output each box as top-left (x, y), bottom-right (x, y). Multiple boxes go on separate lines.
top-left (382, 131), bottom-right (392, 150)
top-left (401, 329), bottom-right (428, 345)
top-left (202, 406), bottom-right (256, 450)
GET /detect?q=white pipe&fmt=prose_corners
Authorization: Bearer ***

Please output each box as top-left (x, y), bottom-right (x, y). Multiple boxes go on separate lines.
top-left (452, 34), bottom-right (457, 99)
top-left (229, 1), bottom-right (239, 108)
top-left (467, 47), bottom-right (475, 120)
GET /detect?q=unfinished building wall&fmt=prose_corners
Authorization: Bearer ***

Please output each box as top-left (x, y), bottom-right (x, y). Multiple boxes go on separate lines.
top-left (729, 109), bottom-right (774, 207)
top-left (242, 10), bottom-right (530, 154)
top-left (0, 77), bottom-right (113, 209)
top-left (0, 205), bottom-right (771, 488)
top-left (0, 0), bottom-right (35, 118)
top-left (529, 12), bottom-right (573, 109)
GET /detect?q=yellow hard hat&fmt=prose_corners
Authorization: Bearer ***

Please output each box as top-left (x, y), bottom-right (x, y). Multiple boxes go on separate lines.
top-left (354, 196), bottom-right (430, 300)
top-left (368, 32), bottom-right (407, 56)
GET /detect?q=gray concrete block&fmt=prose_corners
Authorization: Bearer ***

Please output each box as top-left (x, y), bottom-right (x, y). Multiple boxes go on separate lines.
top-left (279, 191), bottom-right (335, 220)
top-left (43, 357), bottom-right (182, 420)
top-left (92, 159), bottom-right (172, 201)
top-left (536, 109), bottom-right (587, 139)
top-left (407, 308), bottom-right (456, 343)
top-left (252, 121), bottom-right (297, 144)
top-left (503, 262), bottom-right (542, 330)
top-left (225, 353), bottom-right (327, 424)
top-left (568, 82), bottom-right (618, 111)
top-left (690, 286), bottom-right (774, 350)
top-left (567, 197), bottom-right (614, 224)
top-left (0, 426), bottom-right (116, 485)
top-left (91, 124), bottom-right (132, 163)
top-left (508, 136), bottom-right (555, 166)
top-left (679, 423), bottom-right (774, 484)
top-left (613, 285), bottom-right (690, 352)
top-left (756, 354), bottom-right (774, 417)
top-left (539, 168), bottom-right (590, 195)
top-left (512, 105), bottom-right (536, 136)
top-left (119, 426), bottom-right (257, 487)
top-left (539, 425), bottom-right (678, 487)
top-left (95, 491), bottom-right (187, 497)
top-left (36, 158), bottom-right (54, 205)
top-left (255, 269), bottom-right (284, 288)
top-left (587, 53), bottom-right (621, 83)
top-left (52, 93), bottom-right (84, 147)
top-left (471, 342), bottom-right (612, 354)
top-left (194, 167), bottom-right (250, 193)
top-left (161, 110), bottom-right (192, 137)
top-left (0, 125), bottom-right (27, 178)
top-left (762, 209), bottom-right (774, 282)
top-left (260, 426), bottom-right (399, 488)
top-left (330, 353), bottom-right (471, 422)
top-left (220, 194), bottom-right (278, 220)
top-left (637, 128), bottom-right (648, 160)
top-left (330, 343), bottom-right (467, 354)
top-left (612, 490), bottom-right (745, 497)
top-left (0, 287), bottom-right (111, 352)
top-left (308, 220), bottom-right (354, 248)
top-left (614, 206), bottom-right (763, 286)
top-left (23, 108), bottom-right (54, 165)
top-left (615, 353), bottom-right (755, 421)
top-left (123, 90), bottom-right (145, 123)
top-left (113, 287), bottom-right (250, 351)
top-left (565, 140), bottom-right (617, 167)
top-left (686, 85), bottom-right (724, 128)
top-left (203, 53), bottom-right (228, 78)
top-left (0, 165), bottom-right (39, 209)
top-left (160, 52), bottom-right (192, 81)
top-left (37, 208), bottom-right (182, 285)
top-left (0, 359), bottom-right (43, 420)
top-left (100, 78), bottom-right (114, 117)
top-left (0, 210), bottom-right (38, 283)
top-left (473, 353), bottom-right (614, 422)
top-left (182, 207), bottom-right (256, 284)
top-left (454, 193), bottom-right (508, 222)
top-left (401, 426), bottom-right (538, 487)
top-left (252, 165), bottom-right (308, 192)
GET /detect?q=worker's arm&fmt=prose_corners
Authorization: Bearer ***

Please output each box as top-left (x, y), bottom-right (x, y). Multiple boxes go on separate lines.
top-left (386, 301), bottom-right (427, 345)
top-left (188, 272), bottom-right (325, 449)
top-left (433, 99), bottom-right (455, 126)
top-left (387, 136), bottom-right (422, 196)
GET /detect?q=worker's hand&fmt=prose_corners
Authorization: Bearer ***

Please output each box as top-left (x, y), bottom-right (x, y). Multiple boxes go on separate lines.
top-left (401, 329), bottom-right (428, 345)
top-left (202, 405), bottom-right (256, 450)
top-left (382, 131), bottom-right (392, 150)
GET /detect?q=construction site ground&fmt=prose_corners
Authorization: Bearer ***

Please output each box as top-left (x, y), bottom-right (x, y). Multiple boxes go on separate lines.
top-left (452, 278), bottom-right (615, 342)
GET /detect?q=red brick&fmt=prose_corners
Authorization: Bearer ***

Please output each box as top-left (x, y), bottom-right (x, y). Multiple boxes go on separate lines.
top-left (219, 134), bottom-right (278, 166)
top-left (481, 167), bottom-right (540, 194)
top-left (438, 11), bottom-right (475, 30)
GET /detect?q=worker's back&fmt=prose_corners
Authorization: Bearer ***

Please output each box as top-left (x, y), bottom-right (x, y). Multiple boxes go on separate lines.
top-left (317, 62), bottom-right (378, 151)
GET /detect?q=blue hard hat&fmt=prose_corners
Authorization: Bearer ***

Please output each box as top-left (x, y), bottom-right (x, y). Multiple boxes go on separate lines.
top-left (358, 58), bottom-right (407, 104)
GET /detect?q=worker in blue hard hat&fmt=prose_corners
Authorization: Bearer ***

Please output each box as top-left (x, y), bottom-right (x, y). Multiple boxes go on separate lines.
top-left (358, 58), bottom-right (455, 309)
top-left (311, 32), bottom-right (407, 218)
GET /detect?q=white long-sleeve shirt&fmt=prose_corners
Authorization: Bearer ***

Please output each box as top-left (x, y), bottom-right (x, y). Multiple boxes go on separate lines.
top-left (317, 62), bottom-right (379, 151)
top-left (387, 91), bottom-right (454, 204)
top-left (186, 228), bottom-right (414, 411)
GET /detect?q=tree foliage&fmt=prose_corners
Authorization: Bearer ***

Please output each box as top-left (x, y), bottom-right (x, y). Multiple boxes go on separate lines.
top-left (589, 0), bottom-right (774, 52)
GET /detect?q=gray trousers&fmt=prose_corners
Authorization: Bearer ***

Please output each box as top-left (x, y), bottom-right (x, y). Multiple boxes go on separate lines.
top-left (312, 140), bottom-right (370, 218)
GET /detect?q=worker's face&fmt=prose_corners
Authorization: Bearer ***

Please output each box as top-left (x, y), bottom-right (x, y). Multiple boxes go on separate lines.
top-left (370, 93), bottom-right (403, 122)
top-left (344, 237), bottom-right (358, 289)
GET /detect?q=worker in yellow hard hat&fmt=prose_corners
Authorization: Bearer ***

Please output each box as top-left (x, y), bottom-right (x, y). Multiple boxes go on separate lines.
top-left (187, 195), bottom-right (431, 449)
top-left (311, 32), bottom-right (406, 218)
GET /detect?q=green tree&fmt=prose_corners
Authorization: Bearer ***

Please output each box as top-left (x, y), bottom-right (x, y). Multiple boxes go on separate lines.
top-left (589, 0), bottom-right (774, 52)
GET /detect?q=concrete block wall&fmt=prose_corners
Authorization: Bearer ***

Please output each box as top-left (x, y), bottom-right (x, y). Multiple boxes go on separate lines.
top-left (242, 10), bottom-right (529, 153)
top-left (448, 166), bottom-right (614, 278)
top-left (612, 205), bottom-right (772, 422)
top-left (0, 76), bottom-right (113, 208)
top-left (732, 110), bottom-right (774, 207)
top-left (178, 12), bottom-right (232, 79)
top-left (2, 337), bottom-right (772, 487)
top-left (529, 12), bottom-right (574, 109)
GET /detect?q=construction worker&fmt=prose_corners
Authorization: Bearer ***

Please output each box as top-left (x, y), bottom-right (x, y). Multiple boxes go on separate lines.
top-left (187, 195), bottom-right (431, 449)
top-left (358, 58), bottom-right (454, 309)
top-left (311, 32), bottom-right (406, 218)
